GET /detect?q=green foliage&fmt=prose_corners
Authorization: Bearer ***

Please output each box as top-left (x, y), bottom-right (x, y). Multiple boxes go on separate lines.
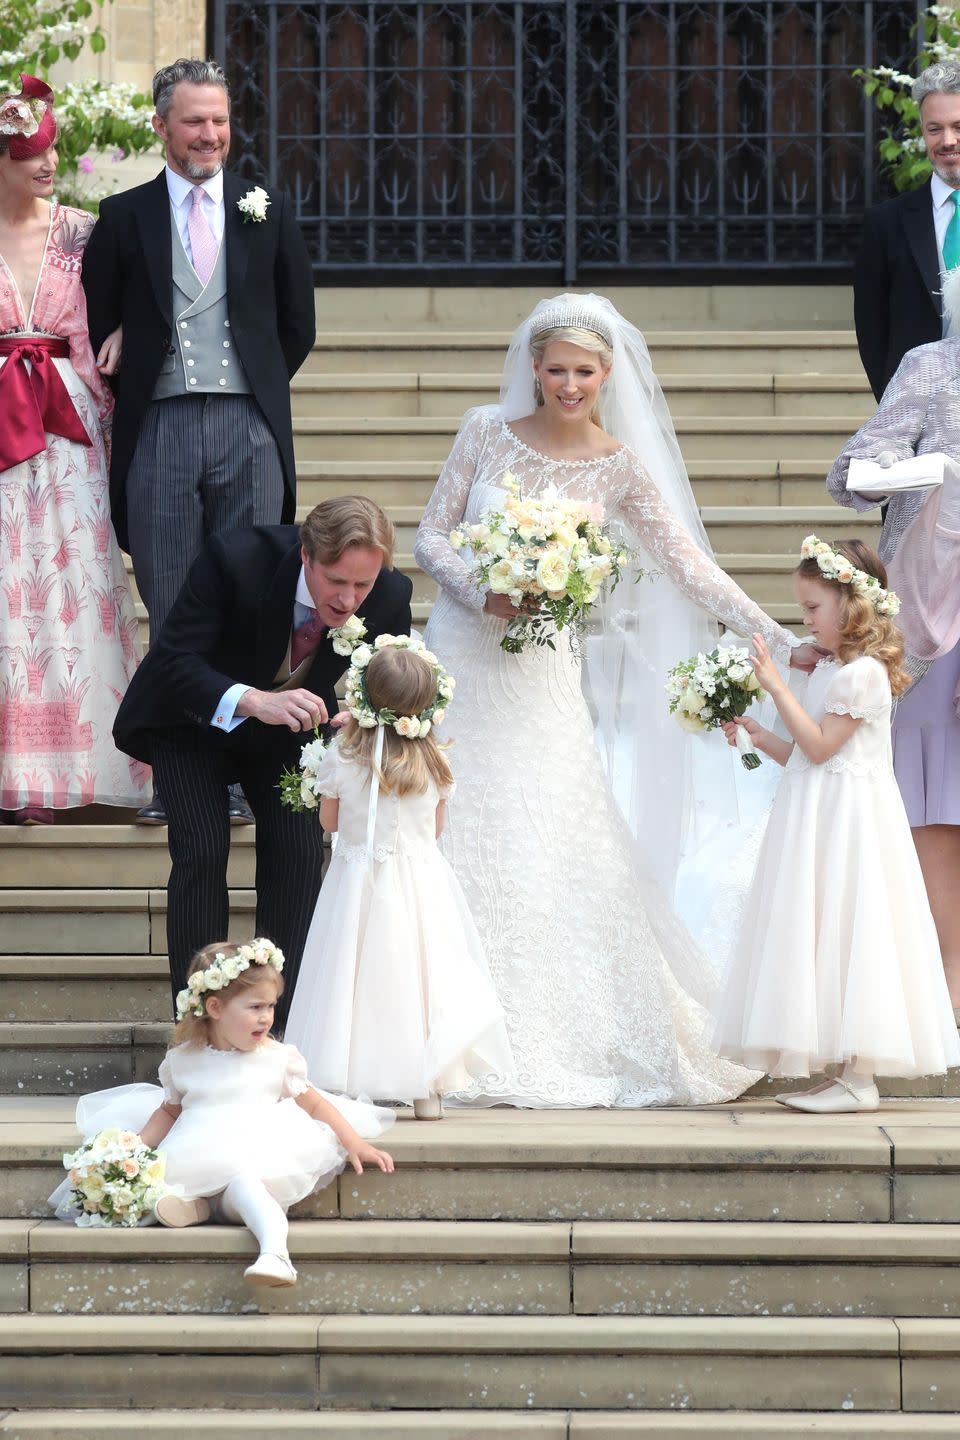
top-left (0, 0), bottom-right (158, 211)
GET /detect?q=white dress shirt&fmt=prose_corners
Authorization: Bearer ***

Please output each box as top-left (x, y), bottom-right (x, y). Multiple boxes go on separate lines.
top-left (165, 165), bottom-right (225, 268)
top-left (211, 567), bottom-right (315, 732)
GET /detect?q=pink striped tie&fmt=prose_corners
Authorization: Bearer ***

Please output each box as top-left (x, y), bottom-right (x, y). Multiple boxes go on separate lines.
top-left (187, 186), bottom-right (218, 285)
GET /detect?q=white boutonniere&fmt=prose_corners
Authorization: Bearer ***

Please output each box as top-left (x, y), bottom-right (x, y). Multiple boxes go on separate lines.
top-left (329, 614), bottom-right (367, 656)
top-left (237, 186), bottom-right (271, 223)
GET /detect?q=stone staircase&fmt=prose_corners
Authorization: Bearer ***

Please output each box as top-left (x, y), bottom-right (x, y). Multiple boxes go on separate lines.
top-left (4, 287), bottom-right (953, 1435)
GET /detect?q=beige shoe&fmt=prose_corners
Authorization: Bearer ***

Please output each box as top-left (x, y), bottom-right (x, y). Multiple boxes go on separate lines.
top-left (244, 1252), bottom-right (298, 1288)
top-left (154, 1193), bottom-right (211, 1228)
top-left (413, 1095), bottom-right (444, 1120)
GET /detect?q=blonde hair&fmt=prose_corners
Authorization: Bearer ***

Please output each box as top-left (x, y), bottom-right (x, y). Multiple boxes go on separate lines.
top-left (531, 325), bottom-right (613, 427)
top-left (172, 941), bottom-right (284, 1047)
top-left (796, 539), bottom-right (911, 697)
top-left (338, 648), bottom-right (453, 797)
top-left (300, 496), bottom-right (395, 568)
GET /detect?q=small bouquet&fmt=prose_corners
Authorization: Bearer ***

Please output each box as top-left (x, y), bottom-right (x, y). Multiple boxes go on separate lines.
top-left (62, 1127), bottom-right (168, 1227)
top-left (666, 645), bottom-right (765, 770)
top-left (278, 730), bottom-right (328, 813)
top-left (450, 472), bottom-right (631, 654)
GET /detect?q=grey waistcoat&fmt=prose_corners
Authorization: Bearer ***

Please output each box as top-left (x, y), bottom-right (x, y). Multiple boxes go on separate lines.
top-left (152, 208), bottom-right (251, 400)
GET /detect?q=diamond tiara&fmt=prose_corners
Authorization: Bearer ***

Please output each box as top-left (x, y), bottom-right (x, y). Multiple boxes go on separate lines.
top-left (529, 302), bottom-right (614, 348)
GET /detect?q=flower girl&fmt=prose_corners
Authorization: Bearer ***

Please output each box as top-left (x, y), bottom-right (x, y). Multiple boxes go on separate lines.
top-left (713, 536), bottom-right (960, 1112)
top-left (284, 635), bottom-right (512, 1118)
top-left (50, 939), bottom-right (394, 1287)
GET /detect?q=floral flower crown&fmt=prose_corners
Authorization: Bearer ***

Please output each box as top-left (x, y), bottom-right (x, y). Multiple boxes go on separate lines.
top-left (799, 535), bottom-right (901, 617)
top-left (175, 938), bottom-right (285, 1021)
top-left (344, 633), bottom-right (455, 739)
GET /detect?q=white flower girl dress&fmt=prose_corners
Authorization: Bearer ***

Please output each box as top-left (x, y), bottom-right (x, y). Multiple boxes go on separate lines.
top-left (713, 656), bottom-right (960, 1078)
top-left (285, 741), bottom-right (513, 1101)
top-left (50, 1040), bottom-right (394, 1219)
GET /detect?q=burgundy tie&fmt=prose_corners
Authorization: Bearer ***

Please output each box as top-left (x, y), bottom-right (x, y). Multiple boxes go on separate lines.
top-left (291, 612), bottom-right (325, 671)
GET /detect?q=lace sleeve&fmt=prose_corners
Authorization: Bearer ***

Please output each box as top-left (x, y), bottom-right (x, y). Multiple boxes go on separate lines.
top-left (617, 452), bottom-right (796, 661)
top-left (414, 407), bottom-right (492, 611)
top-left (825, 344), bottom-right (937, 515)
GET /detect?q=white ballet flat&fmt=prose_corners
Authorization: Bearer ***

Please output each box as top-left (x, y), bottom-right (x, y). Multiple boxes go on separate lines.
top-left (777, 1078), bottom-right (880, 1114)
top-left (153, 1194), bottom-right (211, 1228)
top-left (413, 1095), bottom-right (444, 1120)
top-left (244, 1252), bottom-right (298, 1288)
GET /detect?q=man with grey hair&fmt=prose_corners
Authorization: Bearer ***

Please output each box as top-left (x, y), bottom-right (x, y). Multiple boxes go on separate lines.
top-left (854, 59), bottom-right (960, 400)
top-left (82, 58), bottom-right (315, 824)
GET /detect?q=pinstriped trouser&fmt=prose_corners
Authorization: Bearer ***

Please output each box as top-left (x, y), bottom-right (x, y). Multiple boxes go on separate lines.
top-left (126, 394), bottom-right (285, 632)
top-left (151, 728), bottom-right (326, 1032)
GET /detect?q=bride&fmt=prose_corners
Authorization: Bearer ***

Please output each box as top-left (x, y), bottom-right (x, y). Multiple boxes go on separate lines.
top-left (415, 293), bottom-right (817, 1108)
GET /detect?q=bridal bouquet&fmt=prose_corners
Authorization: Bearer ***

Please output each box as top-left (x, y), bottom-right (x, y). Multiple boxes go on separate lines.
top-left (62, 1127), bottom-right (168, 1227)
top-left (450, 472), bottom-right (630, 654)
top-left (666, 645), bottom-right (765, 770)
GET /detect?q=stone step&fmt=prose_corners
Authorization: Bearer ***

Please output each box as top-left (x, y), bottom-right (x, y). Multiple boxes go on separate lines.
top-left (289, 372), bottom-right (873, 420)
top-left (3, 1414), bottom-right (960, 1440)
top-left (291, 415), bottom-right (864, 463)
top-left (1, 1102), bottom-right (953, 1224)
top-left (0, 1022), bottom-right (169, 1095)
top-left (0, 889), bottom-right (254, 957)
top-left (0, 1312), bottom-right (933, 1412)
top-left (290, 459), bottom-right (842, 510)
top-left (0, 827), bottom-right (254, 889)
top-left (0, 956), bottom-right (169, 1023)
top-left (8, 1218), bottom-right (960, 1320)
top-left (305, 328), bottom-right (861, 376)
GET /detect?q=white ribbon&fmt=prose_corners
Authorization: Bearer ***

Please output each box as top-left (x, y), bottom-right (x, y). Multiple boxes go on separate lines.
top-left (365, 726), bottom-right (384, 862)
top-left (735, 724), bottom-right (761, 769)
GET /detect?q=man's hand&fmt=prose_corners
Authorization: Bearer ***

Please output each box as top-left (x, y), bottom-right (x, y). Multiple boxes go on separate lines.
top-left (789, 641), bottom-right (831, 673)
top-left (236, 688), bottom-right (328, 731)
top-left (96, 325), bottom-right (123, 376)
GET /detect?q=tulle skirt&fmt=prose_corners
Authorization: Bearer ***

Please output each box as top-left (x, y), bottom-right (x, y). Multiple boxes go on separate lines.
top-left (712, 765), bottom-right (960, 1078)
top-left (285, 846), bottom-right (513, 1102)
top-left (49, 1083), bottom-right (394, 1219)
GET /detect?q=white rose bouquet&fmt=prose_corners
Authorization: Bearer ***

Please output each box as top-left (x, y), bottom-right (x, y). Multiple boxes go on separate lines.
top-left (450, 471), bottom-right (631, 654)
top-left (62, 1127), bottom-right (169, 1227)
top-left (666, 645), bottom-right (766, 770)
top-left (278, 730), bottom-right (327, 813)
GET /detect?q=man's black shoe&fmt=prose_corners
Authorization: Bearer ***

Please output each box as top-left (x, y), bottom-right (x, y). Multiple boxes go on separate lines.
top-left (136, 795), bottom-right (167, 825)
top-left (228, 794), bottom-right (255, 825)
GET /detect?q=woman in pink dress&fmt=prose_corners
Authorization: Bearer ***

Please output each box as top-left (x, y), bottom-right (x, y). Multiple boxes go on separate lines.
top-left (0, 76), bottom-right (149, 823)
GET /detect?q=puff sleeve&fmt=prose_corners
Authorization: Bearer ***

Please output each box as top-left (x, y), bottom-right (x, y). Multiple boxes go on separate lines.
top-left (157, 1053), bottom-right (183, 1105)
top-left (823, 657), bottom-right (891, 723)
top-left (280, 1044), bottom-right (314, 1099)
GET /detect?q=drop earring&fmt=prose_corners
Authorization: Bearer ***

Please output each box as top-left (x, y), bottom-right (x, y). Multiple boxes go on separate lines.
top-left (534, 376), bottom-right (544, 406)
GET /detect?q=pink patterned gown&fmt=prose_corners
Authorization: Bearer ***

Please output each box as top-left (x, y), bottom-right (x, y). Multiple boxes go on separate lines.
top-left (0, 201), bottom-right (149, 810)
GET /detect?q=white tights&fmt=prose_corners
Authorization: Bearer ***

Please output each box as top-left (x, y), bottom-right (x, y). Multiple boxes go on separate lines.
top-left (213, 1174), bottom-right (289, 1259)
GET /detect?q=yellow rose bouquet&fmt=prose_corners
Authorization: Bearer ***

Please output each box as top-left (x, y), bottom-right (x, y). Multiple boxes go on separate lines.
top-left (450, 472), bottom-right (631, 654)
top-left (666, 645), bottom-right (766, 770)
top-left (62, 1127), bottom-right (169, 1227)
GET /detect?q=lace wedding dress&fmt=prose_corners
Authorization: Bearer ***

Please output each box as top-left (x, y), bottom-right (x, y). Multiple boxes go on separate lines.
top-left (416, 407), bottom-right (796, 1107)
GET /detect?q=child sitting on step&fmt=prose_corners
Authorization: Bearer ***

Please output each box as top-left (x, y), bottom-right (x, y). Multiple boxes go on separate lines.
top-left (284, 637), bottom-right (512, 1119)
top-left (49, 939), bottom-right (394, 1288)
top-left (712, 537), bottom-right (960, 1113)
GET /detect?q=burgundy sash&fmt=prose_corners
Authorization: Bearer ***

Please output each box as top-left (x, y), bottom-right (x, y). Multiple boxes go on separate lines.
top-left (0, 335), bottom-right (92, 472)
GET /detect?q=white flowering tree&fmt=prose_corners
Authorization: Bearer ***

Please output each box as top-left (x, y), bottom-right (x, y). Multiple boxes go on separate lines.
top-left (0, 0), bottom-right (158, 209)
top-left (857, 5), bottom-right (960, 191)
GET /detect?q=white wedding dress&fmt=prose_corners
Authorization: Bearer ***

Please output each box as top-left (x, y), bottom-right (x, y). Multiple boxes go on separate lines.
top-left (416, 407), bottom-right (795, 1107)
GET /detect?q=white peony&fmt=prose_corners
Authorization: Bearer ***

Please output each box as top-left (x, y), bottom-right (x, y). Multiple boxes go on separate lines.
top-left (488, 559), bottom-right (516, 594)
top-left (351, 644), bottom-right (373, 669)
top-left (299, 779), bottom-right (318, 809)
top-left (536, 551), bottom-right (570, 593)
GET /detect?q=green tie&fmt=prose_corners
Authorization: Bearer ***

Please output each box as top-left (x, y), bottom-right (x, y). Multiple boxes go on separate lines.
top-left (944, 191), bottom-right (960, 272)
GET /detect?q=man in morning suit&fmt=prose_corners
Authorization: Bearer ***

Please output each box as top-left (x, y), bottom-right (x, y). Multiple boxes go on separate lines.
top-left (82, 57), bottom-right (316, 823)
top-left (855, 61), bottom-right (960, 401)
top-left (113, 497), bottom-right (413, 1031)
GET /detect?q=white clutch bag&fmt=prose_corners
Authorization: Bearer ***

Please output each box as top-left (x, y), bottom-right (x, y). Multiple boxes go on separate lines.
top-left (847, 453), bottom-right (947, 498)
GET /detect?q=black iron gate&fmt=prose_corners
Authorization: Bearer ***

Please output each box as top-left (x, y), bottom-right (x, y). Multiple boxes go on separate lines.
top-left (214, 0), bottom-right (924, 280)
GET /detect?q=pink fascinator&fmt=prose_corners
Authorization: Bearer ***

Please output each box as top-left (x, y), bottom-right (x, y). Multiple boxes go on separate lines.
top-left (0, 75), bottom-right (57, 160)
